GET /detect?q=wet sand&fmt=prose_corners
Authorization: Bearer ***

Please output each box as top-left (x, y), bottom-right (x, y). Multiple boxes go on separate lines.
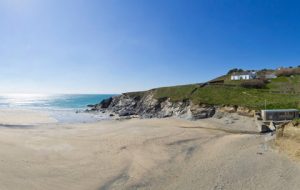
top-left (0, 110), bottom-right (299, 190)
top-left (0, 109), bottom-right (57, 125)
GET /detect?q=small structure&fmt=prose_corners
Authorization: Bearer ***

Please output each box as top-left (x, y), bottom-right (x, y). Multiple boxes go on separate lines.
top-left (264, 74), bottom-right (277, 79)
top-left (230, 71), bottom-right (256, 80)
top-left (255, 109), bottom-right (299, 132)
top-left (261, 109), bottom-right (299, 122)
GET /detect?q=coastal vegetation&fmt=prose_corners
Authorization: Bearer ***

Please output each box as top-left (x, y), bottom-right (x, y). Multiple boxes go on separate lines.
top-left (127, 68), bottom-right (300, 110)
top-left (92, 67), bottom-right (300, 120)
top-left (275, 67), bottom-right (300, 77)
top-left (152, 84), bottom-right (300, 110)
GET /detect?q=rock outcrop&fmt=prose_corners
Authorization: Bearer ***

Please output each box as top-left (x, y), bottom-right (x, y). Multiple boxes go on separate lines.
top-left (275, 120), bottom-right (300, 160)
top-left (88, 91), bottom-right (255, 120)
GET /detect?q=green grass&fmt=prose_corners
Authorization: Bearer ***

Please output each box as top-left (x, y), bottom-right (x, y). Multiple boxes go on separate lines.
top-left (152, 84), bottom-right (199, 101)
top-left (267, 75), bottom-right (300, 92)
top-left (152, 83), bottom-right (300, 110)
top-left (128, 74), bottom-right (300, 111)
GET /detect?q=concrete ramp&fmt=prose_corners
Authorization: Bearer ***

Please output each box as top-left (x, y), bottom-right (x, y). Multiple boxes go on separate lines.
top-left (254, 113), bottom-right (268, 133)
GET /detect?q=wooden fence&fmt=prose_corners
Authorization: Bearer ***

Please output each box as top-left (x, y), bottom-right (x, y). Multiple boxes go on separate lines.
top-left (204, 83), bottom-right (300, 95)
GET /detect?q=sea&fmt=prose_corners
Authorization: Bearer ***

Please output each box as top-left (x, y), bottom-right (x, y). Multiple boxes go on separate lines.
top-left (0, 94), bottom-right (116, 123)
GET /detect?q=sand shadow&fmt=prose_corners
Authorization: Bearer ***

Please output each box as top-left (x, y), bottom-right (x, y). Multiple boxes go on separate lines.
top-left (0, 124), bottom-right (35, 128)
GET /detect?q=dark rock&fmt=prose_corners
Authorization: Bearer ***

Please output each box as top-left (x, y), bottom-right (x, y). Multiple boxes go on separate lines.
top-left (163, 113), bottom-right (172, 118)
top-left (191, 107), bottom-right (216, 119)
top-left (119, 110), bottom-right (136, 117)
top-left (193, 113), bottom-right (209, 119)
top-left (91, 108), bottom-right (97, 111)
top-left (99, 97), bottom-right (113, 108)
top-left (109, 114), bottom-right (114, 117)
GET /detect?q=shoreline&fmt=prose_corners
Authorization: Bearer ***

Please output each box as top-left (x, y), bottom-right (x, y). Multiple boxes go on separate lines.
top-left (0, 109), bottom-right (57, 126)
top-left (0, 108), bottom-right (113, 126)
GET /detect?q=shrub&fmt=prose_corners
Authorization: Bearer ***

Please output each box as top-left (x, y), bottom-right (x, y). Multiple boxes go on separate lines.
top-left (227, 68), bottom-right (244, 75)
top-left (276, 68), bottom-right (300, 77)
top-left (240, 79), bottom-right (266, 89)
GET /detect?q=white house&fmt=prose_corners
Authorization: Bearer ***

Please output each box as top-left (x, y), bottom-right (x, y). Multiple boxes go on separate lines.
top-left (231, 71), bottom-right (256, 80)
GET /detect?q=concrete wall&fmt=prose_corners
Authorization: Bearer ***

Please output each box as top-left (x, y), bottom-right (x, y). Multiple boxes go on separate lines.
top-left (261, 110), bottom-right (299, 121)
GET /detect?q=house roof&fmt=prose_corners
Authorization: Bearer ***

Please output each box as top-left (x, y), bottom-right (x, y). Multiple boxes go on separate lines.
top-left (231, 71), bottom-right (254, 76)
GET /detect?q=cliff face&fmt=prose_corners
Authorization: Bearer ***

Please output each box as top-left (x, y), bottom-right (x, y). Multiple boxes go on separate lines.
top-left (89, 91), bottom-right (254, 119)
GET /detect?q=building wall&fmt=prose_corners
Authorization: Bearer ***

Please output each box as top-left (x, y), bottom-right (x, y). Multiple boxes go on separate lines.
top-left (231, 74), bottom-right (252, 80)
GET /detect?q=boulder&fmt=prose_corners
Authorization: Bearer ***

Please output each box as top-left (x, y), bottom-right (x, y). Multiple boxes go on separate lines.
top-left (237, 106), bottom-right (255, 117)
top-left (213, 111), bottom-right (225, 119)
top-left (219, 106), bottom-right (237, 113)
top-left (118, 110), bottom-right (136, 117)
top-left (191, 107), bottom-right (216, 119)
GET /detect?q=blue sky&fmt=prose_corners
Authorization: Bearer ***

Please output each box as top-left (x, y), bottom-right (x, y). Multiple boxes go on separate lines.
top-left (1, 0), bottom-right (300, 94)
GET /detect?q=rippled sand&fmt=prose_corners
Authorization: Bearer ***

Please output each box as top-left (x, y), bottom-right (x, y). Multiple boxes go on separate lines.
top-left (0, 110), bottom-right (299, 190)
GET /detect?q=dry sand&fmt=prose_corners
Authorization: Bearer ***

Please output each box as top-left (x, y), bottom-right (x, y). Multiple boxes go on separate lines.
top-left (0, 110), bottom-right (299, 190)
top-left (275, 123), bottom-right (300, 161)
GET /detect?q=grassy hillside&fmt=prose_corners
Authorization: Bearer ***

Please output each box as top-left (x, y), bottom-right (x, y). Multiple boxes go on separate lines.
top-left (267, 75), bottom-right (300, 92)
top-left (144, 74), bottom-right (300, 110)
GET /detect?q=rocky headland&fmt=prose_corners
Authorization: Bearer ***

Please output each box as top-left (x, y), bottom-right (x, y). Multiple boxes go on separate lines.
top-left (88, 90), bottom-right (255, 120)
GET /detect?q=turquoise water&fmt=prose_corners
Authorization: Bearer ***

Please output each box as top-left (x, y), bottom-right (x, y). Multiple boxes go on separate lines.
top-left (0, 94), bottom-right (115, 110)
top-left (0, 94), bottom-right (116, 123)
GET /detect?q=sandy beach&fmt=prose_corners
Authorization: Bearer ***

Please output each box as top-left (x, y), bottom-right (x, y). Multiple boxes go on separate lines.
top-left (0, 109), bottom-right (57, 125)
top-left (0, 110), bottom-right (299, 190)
